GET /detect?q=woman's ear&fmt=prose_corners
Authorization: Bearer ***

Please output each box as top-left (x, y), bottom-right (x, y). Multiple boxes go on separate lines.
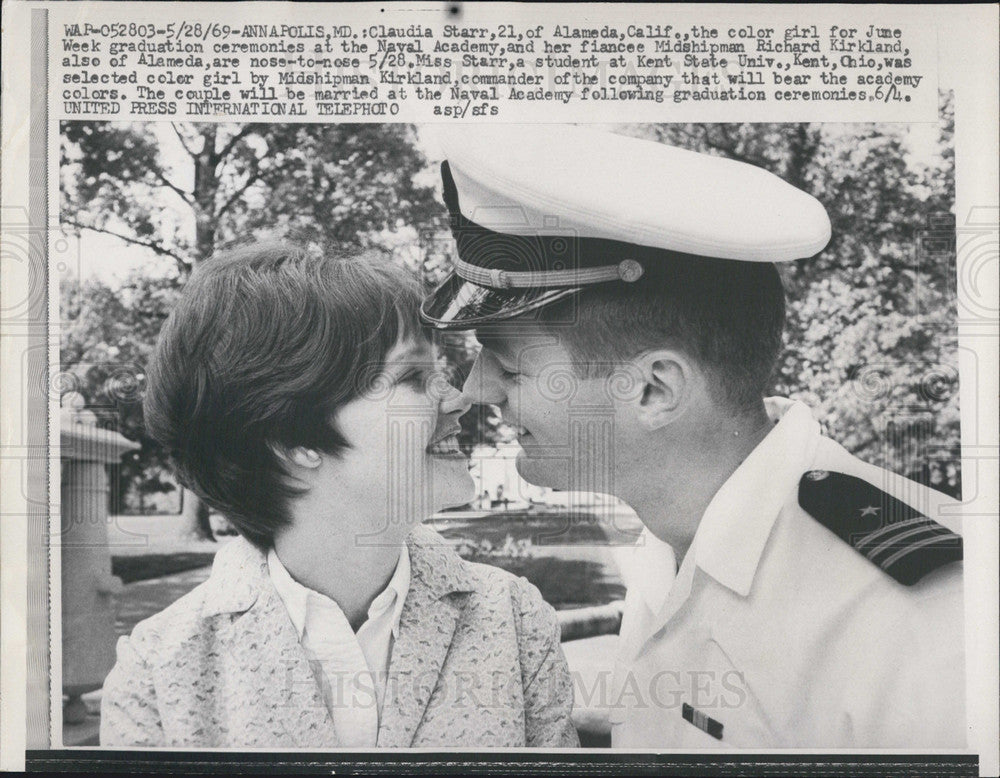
top-left (289, 447), bottom-right (322, 468)
top-left (271, 443), bottom-right (322, 470)
top-left (635, 351), bottom-right (692, 431)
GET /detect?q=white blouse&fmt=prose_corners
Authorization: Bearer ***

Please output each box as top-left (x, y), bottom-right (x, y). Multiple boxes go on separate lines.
top-left (267, 547), bottom-right (411, 747)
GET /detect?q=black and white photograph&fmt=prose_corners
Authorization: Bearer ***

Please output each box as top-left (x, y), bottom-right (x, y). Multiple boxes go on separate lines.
top-left (56, 113), bottom-right (966, 751)
top-left (1, 2), bottom-right (997, 775)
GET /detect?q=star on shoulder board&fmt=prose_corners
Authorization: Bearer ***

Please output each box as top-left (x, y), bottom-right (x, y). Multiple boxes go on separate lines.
top-left (798, 470), bottom-right (962, 586)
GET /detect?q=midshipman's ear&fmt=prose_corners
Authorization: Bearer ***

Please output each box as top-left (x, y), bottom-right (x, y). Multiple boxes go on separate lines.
top-left (633, 349), bottom-right (695, 431)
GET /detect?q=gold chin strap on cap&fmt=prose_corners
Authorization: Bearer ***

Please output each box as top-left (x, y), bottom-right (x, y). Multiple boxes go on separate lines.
top-left (453, 256), bottom-right (644, 289)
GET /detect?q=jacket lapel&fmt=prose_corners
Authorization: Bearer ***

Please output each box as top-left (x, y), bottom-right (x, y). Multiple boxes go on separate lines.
top-left (376, 588), bottom-right (463, 747)
top-left (204, 527), bottom-right (474, 748)
top-left (206, 539), bottom-right (339, 747)
top-left (377, 525), bottom-right (475, 747)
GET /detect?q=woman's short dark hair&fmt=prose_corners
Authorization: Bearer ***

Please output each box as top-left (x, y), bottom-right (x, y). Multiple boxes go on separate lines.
top-left (143, 243), bottom-right (425, 548)
top-left (538, 254), bottom-right (787, 415)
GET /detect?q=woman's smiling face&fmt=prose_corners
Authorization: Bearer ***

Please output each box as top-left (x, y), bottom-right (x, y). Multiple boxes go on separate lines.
top-left (315, 337), bottom-right (475, 545)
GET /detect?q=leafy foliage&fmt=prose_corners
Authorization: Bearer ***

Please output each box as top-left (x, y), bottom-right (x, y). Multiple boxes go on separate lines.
top-left (61, 122), bottom-right (440, 266)
top-left (61, 273), bottom-right (181, 509)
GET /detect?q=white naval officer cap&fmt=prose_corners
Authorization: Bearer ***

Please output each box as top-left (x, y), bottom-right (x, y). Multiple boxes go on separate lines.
top-left (420, 124), bottom-right (831, 329)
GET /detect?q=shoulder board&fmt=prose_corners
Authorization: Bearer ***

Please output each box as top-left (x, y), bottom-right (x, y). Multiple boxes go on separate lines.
top-left (798, 470), bottom-right (962, 586)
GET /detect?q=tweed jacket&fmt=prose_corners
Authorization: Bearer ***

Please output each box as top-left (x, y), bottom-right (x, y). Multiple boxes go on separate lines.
top-left (100, 525), bottom-right (578, 748)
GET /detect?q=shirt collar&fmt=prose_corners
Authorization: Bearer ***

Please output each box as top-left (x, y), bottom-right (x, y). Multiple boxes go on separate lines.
top-left (693, 397), bottom-right (821, 597)
top-left (376, 546), bottom-right (410, 639)
top-left (266, 547), bottom-right (309, 637)
top-left (266, 546), bottom-right (412, 640)
top-left (626, 526), bottom-right (678, 618)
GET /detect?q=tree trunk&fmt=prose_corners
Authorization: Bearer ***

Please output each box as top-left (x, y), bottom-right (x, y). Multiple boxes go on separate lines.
top-left (179, 487), bottom-right (215, 541)
top-left (193, 125), bottom-right (220, 262)
top-left (174, 127), bottom-right (221, 543)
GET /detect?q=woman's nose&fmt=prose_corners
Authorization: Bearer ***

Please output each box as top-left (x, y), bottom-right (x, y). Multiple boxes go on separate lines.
top-left (438, 382), bottom-right (474, 416)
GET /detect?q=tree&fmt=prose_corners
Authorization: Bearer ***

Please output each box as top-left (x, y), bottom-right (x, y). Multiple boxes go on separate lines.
top-left (60, 122), bottom-right (442, 537)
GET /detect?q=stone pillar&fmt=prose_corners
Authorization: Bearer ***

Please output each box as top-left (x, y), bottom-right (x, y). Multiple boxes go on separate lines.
top-left (59, 392), bottom-right (139, 724)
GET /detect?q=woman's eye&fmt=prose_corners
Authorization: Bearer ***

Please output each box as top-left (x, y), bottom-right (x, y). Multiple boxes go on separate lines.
top-left (397, 368), bottom-right (428, 387)
top-left (398, 365), bottom-right (451, 393)
top-left (500, 368), bottom-right (522, 382)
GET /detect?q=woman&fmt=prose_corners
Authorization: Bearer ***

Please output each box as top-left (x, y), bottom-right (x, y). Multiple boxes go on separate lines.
top-left (100, 243), bottom-right (578, 748)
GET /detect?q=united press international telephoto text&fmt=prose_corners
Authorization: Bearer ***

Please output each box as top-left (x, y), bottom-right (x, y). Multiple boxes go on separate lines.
top-left (60, 21), bottom-right (928, 119)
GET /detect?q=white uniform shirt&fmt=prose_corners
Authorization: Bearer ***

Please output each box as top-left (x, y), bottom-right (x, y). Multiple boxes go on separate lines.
top-left (611, 398), bottom-right (965, 748)
top-left (267, 547), bottom-right (410, 747)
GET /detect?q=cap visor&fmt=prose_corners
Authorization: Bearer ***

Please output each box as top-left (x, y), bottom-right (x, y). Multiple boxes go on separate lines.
top-left (421, 275), bottom-right (580, 330)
